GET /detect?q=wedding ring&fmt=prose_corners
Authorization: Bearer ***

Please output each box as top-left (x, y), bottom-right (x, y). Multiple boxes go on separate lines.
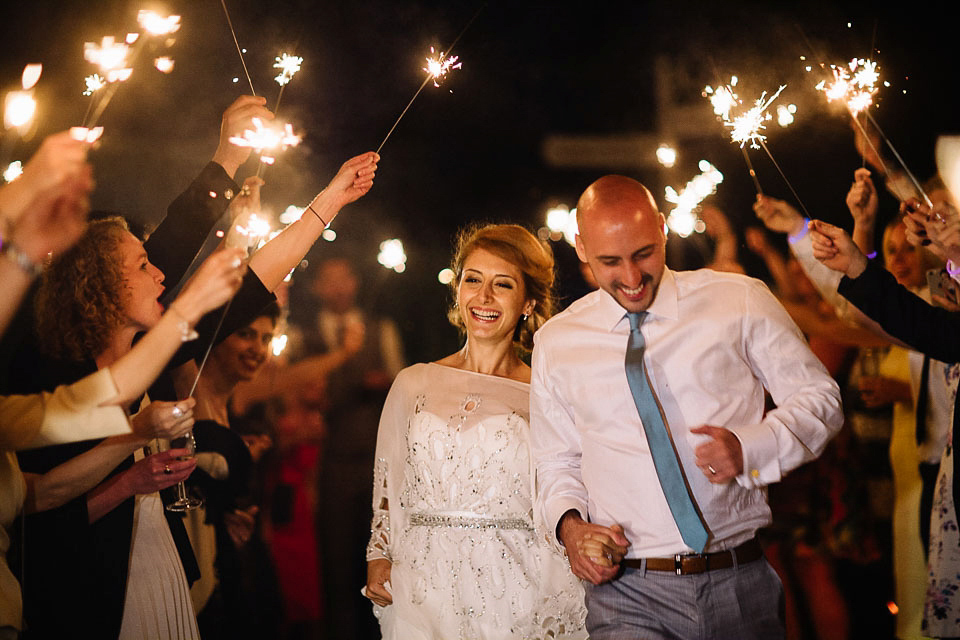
top-left (708, 465), bottom-right (717, 475)
top-left (164, 465), bottom-right (172, 475)
top-left (171, 405), bottom-right (183, 418)
top-left (231, 257), bottom-right (242, 268)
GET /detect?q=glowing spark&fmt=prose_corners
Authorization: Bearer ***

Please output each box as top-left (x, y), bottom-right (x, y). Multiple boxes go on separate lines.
top-left (817, 58), bottom-right (879, 115)
top-left (424, 47), bottom-right (461, 87)
top-left (377, 239), bottom-right (407, 273)
top-left (656, 144), bottom-right (677, 168)
top-left (21, 64), bottom-right (42, 90)
top-left (137, 10), bottom-right (181, 35)
top-left (725, 85), bottom-right (786, 149)
top-left (126, 33), bottom-right (140, 44)
top-left (279, 205), bottom-right (305, 225)
top-left (106, 68), bottom-right (133, 83)
top-left (3, 161), bottom-right (23, 183)
top-left (4, 91), bottom-right (37, 129)
top-left (322, 228), bottom-right (337, 241)
top-left (271, 334), bottom-right (288, 357)
top-left (228, 118), bottom-right (302, 164)
top-left (776, 104), bottom-right (795, 127)
top-left (227, 212), bottom-right (272, 253)
top-left (437, 268), bottom-right (455, 285)
top-left (704, 83), bottom-right (738, 120)
top-left (83, 74), bottom-right (107, 96)
top-left (154, 57), bottom-right (175, 73)
top-left (273, 53), bottom-right (303, 86)
top-left (69, 126), bottom-right (104, 143)
top-left (664, 160), bottom-right (724, 237)
top-left (84, 36), bottom-right (131, 76)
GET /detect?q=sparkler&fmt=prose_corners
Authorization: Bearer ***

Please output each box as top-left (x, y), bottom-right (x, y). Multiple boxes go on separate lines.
top-left (377, 239), bottom-right (407, 273)
top-left (229, 117), bottom-right (302, 165)
top-left (274, 53), bottom-right (303, 87)
top-left (814, 57), bottom-right (931, 206)
top-left (219, 0), bottom-right (255, 94)
top-left (188, 212), bottom-right (272, 398)
top-left (3, 161), bottom-right (22, 183)
top-left (375, 3), bottom-right (485, 154)
top-left (664, 160), bottom-right (724, 238)
top-left (81, 11), bottom-right (180, 128)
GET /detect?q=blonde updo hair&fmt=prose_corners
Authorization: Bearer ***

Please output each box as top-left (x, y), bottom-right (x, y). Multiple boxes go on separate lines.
top-left (34, 217), bottom-right (130, 361)
top-left (447, 223), bottom-right (555, 352)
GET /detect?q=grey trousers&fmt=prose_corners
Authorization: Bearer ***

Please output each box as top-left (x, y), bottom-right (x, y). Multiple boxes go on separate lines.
top-left (585, 556), bottom-right (785, 640)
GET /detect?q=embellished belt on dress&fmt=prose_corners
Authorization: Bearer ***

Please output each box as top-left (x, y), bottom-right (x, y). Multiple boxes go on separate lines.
top-left (409, 512), bottom-right (533, 531)
top-left (621, 538), bottom-right (763, 575)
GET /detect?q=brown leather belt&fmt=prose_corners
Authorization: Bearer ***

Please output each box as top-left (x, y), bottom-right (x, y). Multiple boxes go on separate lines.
top-left (621, 538), bottom-right (763, 575)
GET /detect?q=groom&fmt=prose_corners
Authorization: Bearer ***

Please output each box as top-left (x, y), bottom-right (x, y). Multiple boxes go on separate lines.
top-left (530, 175), bottom-right (843, 638)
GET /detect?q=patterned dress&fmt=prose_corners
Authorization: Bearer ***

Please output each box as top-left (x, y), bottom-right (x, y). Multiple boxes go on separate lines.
top-left (367, 363), bottom-right (587, 639)
top-left (925, 362), bottom-right (960, 636)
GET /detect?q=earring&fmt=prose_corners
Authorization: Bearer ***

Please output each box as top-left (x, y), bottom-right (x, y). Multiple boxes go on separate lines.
top-left (521, 313), bottom-right (529, 322)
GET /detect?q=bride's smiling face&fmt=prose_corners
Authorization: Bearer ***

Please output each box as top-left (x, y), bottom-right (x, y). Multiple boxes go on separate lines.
top-left (457, 248), bottom-right (534, 345)
top-left (116, 231), bottom-right (166, 332)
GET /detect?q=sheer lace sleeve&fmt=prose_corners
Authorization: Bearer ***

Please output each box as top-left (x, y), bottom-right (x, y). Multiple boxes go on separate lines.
top-left (366, 365), bottom-right (417, 562)
top-left (367, 455), bottom-right (391, 561)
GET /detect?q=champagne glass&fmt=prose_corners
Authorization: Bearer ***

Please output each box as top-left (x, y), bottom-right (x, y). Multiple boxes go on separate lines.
top-left (165, 430), bottom-right (202, 512)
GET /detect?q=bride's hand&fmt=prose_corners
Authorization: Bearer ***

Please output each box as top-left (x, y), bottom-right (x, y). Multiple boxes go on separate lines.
top-left (130, 399), bottom-right (195, 440)
top-left (365, 558), bottom-right (393, 606)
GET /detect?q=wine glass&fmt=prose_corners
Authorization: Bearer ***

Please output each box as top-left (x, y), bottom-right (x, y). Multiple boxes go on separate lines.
top-left (165, 430), bottom-right (203, 512)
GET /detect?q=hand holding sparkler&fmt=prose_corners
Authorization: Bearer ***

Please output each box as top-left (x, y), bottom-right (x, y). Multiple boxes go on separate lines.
top-left (901, 198), bottom-right (960, 264)
top-left (246, 152), bottom-right (379, 293)
top-left (168, 247), bottom-right (247, 331)
top-left (212, 96), bottom-right (274, 178)
top-left (846, 168), bottom-right (878, 225)
top-left (304, 152), bottom-right (380, 222)
top-left (753, 194), bottom-right (806, 237)
top-left (809, 219), bottom-right (868, 278)
top-left (227, 176), bottom-right (265, 224)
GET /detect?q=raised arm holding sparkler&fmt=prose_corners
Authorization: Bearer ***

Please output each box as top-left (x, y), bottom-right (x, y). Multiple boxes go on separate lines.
top-left (212, 95), bottom-right (275, 179)
top-left (247, 151), bottom-right (379, 290)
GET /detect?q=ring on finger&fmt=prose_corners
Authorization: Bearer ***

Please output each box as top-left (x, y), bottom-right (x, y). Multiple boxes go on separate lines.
top-left (707, 465), bottom-right (717, 475)
top-left (171, 405), bottom-right (183, 419)
top-left (164, 465), bottom-right (172, 475)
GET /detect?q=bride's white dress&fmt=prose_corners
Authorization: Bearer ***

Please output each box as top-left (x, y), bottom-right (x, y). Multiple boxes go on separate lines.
top-left (367, 363), bottom-right (587, 639)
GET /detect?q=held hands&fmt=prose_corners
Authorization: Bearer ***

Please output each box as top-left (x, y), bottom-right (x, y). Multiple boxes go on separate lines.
top-left (211, 95), bottom-right (275, 177)
top-left (130, 399), bottom-right (196, 440)
top-left (809, 219), bottom-right (868, 278)
top-left (691, 425), bottom-right (743, 483)
top-left (753, 195), bottom-right (805, 236)
top-left (846, 168), bottom-right (878, 227)
top-left (557, 510), bottom-right (630, 585)
top-left (122, 449), bottom-right (196, 495)
top-left (366, 558), bottom-right (393, 606)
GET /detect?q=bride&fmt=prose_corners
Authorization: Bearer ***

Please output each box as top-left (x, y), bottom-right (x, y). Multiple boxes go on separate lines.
top-left (364, 223), bottom-right (587, 639)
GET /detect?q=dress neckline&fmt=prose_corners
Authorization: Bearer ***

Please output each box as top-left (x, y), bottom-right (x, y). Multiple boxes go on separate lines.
top-left (426, 362), bottom-right (530, 388)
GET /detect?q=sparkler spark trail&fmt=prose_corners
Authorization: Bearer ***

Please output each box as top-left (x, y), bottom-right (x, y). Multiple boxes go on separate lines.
top-left (274, 53), bottom-right (303, 87)
top-left (21, 64), bottom-right (42, 90)
top-left (229, 118), bottom-right (302, 165)
top-left (83, 74), bottom-right (107, 96)
top-left (727, 85), bottom-right (785, 149)
top-left (815, 58), bottom-right (879, 116)
top-left (665, 160), bottom-right (724, 237)
top-left (137, 10), bottom-right (181, 36)
top-left (423, 47), bottom-right (461, 87)
top-left (375, 3), bottom-right (485, 154)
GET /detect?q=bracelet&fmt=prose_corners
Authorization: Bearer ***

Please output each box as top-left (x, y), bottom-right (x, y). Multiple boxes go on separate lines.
top-left (865, 251), bottom-right (877, 260)
top-left (947, 260), bottom-right (960, 279)
top-left (787, 219), bottom-right (811, 244)
top-left (307, 205), bottom-right (327, 227)
top-left (0, 239), bottom-right (44, 278)
top-left (167, 304), bottom-right (199, 342)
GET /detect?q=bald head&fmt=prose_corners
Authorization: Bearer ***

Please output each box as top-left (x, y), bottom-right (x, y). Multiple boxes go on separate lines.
top-left (574, 175), bottom-right (666, 313)
top-left (576, 175), bottom-right (660, 240)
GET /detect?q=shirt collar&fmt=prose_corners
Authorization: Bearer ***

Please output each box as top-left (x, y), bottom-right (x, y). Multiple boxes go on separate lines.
top-left (595, 267), bottom-right (680, 331)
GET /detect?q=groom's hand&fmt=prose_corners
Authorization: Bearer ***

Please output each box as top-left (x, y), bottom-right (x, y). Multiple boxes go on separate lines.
top-left (557, 510), bottom-right (630, 585)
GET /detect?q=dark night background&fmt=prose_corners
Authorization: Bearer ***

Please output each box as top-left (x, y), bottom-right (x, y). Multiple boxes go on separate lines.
top-left (2, 0), bottom-right (955, 363)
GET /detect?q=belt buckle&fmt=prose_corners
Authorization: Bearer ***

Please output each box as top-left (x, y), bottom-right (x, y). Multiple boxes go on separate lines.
top-left (674, 552), bottom-right (704, 575)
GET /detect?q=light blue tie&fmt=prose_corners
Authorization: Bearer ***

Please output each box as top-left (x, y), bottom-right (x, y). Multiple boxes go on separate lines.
top-left (625, 311), bottom-right (709, 553)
